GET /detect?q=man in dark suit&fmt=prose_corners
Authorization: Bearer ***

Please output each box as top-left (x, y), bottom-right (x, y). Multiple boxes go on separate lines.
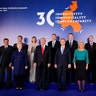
top-left (54, 38), bottom-right (71, 91)
top-left (34, 38), bottom-right (51, 90)
top-left (48, 34), bottom-right (60, 82)
top-left (13, 35), bottom-right (28, 52)
top-left (66, 33), bottom-right (78, 83)
top-left (85, 35), bottom-right (96, 83)
top-left (0, 38), bottom-right (13, 89)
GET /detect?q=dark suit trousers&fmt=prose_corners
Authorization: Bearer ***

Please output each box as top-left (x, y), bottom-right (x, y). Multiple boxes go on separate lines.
top-left (57, 67), bottom-right (67, 89)
top-left (36, 62), bottom-right (47, 89)
top-left (87, 64), bottom-right (96, 83)
top-left (0, 66), bottom-right (12, 88)
top-left (48, 64), bottom-right (58, 82)
top-left (70, 63), bottom-right (76, 83)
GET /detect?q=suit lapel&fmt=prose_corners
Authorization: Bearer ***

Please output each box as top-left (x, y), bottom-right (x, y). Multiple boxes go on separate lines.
top-left (44, 45), bottom-right (47, 55)
top-left (40, 45), bottom-right (42, 55)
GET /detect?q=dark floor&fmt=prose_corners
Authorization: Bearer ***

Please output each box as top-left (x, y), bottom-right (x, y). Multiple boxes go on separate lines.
top-left (0, 82), bottom-right (96, 96)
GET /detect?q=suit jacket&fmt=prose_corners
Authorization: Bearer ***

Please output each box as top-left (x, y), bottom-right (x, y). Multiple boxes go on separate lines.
top-left (11, 49), bottom-right (28, 75)
top-left (66, 40), bottom-right (78, 60)
top-left (0, 45), bottom-right (13, 67)
top-left (34, 45), bottom-right (51, 67)
top-left (54, 46), bottom-right (71, 68)
top-left (85, 42), bottom-right (96, 65)
top-left (48, 41), bottom-right (60, 64)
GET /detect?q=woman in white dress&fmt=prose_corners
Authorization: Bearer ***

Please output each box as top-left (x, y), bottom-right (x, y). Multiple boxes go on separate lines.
top-left (28, 36), bottom-right (37, 83)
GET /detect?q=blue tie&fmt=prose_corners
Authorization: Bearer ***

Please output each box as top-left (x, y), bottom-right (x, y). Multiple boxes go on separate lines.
top-left (52, 42), bottom-right (55, 48)
top-left (61, 46), bottom-right (64, 54)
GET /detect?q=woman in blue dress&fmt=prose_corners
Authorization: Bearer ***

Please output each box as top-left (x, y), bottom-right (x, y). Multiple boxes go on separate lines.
top-left (11, 42), bottom-right (28, 90)
top-left (73, 41), bottom-right (89, 92)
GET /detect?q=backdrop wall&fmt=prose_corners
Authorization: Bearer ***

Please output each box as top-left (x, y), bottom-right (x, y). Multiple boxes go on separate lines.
top-left (0, 0), bottom-right (96, 45)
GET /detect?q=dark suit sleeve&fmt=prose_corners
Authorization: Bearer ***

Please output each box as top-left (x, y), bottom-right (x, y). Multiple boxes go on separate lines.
top-left (24, 50), bottom-right (28, 66)
top-left (48, 42), bottom-right (50, 46)
top-left (75, 41), bottom-right (78, 49)
top-left (0, 47), bottom-right (1, 56)
top-left (48, 47), bottom-right (51, 64)
top-left (85, 43), bottom-right (87, 49)
top-left (11, 52), bottom-right (15, 66)
top-left (54, 48), bottom-right (58, 65)
top-left (10, 46), bottom-right (14, 63)
top-left (67, 48), bottom-right (71, 64)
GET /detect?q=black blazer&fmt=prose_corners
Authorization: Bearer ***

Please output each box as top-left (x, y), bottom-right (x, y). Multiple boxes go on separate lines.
top-left (48, 41), bottom-right (60, 63)
top-left (66, 40), bottom-right (78, 59)
top-left (85, 42), bottom-right (96, 64)
top-left (54, 46), bottom-right (71, 68)
top-left (34, 45), bottom-right (51, 67)
top-left (0, 45), bottom-right (13, 67)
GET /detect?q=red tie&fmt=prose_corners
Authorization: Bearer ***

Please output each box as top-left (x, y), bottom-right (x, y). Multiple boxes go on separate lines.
top-left (42, 45), bottom-right (44, 56)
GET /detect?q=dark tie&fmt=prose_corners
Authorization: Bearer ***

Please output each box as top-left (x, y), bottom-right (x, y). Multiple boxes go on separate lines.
top-left (90, 43), bottom-right (93, 48)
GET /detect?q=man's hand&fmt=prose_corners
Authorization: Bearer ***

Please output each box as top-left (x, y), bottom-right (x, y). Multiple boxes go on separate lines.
top-left (9, 63), bottom-right (12, 67)
top-left (68, 64), bottom-right (71, 68)
top-left (48, 63), bottom-right (51, 68)
top-left (54, 64), bottom-right (57, 68)
top-left (25, 66), bottom-right (28, 69)
top-left (11, 66), bottom-right (14, 70)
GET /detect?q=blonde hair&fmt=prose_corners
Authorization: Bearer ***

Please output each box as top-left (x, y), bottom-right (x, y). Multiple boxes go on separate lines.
top-left (17, 42), bottom-right (23, 47)
top-left (78, 41), bottom-right (85, 49)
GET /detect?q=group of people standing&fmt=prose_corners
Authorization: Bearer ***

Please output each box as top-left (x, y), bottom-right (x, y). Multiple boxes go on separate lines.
top-left (0, 33), bottom-right (96, 92)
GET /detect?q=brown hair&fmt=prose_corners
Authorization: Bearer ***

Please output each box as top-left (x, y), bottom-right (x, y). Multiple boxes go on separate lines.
top-left (32, 36), bottom-right (37, 43)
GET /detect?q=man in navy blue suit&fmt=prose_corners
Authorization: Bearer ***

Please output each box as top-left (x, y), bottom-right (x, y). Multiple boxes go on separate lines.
top-left (54, 38), bottom-right (71, 91)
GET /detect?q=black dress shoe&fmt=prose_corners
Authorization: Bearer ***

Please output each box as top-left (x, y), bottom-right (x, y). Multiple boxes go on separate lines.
top-left (81, 89), bottom-right (85, 92)
top-left (63, 88), bottom-right (66, 91)
top-left (6, 85), bottom-right (11, 89)
top-left (37, 87), bottom-right (40, 90)
top-left (43, 86), bottom-right (47, 90)
top-left (58, 88), bottom-right (62, 91)
top-left (0, 85), bottom-right (3, 89)
top-left (16, 87), bottom-right (19, 90)
top-left (78, 89), bottom-right (81, 92)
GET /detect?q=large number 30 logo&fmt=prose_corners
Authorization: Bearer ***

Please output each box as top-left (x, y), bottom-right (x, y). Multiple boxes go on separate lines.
top-left (36, 9), bottom-right (55, 27)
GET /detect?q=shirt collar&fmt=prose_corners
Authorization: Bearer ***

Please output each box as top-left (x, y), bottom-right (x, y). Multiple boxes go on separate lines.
top-left (69, 40), bottom-right (73, 43)
top-left (52, 40), bottom-right (56, 43)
